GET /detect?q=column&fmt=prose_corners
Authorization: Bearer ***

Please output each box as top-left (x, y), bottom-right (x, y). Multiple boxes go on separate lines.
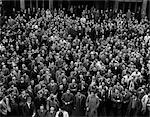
top-left (148, 1), bottom-right (150, 20)
top-left (49, 0), bottom-right (53, 10)
top-left (95, 1), bottom-right (100, 10)
top-left (123, 2), bottom-right (125, 13)
top-left (114, 0), bottom-right (119, 11)
top-left (30, 0), bottom-right (32, 9)
top-left (135, 1), bottom-right (137, 13)
top-left (20, 0), bottom-right (25, 10)
top-left (129, 2), bottom-right (131, 10)
top-left (36, 0), bottom-right (38, 9)
top-left (0, 0), bottom-right (2, 16)
top-left (59, 0), bottom-right (63, 9)
top-left (14, 0), bottom-right (16, 8)
top-left (42, 0), bottom-right (44, 8)
top-left (141, 0), bottom-right (148, 17)
top-left (67, 0), bottom-right (70, 11)
top-left (105, 0), bottom-right (109, 10)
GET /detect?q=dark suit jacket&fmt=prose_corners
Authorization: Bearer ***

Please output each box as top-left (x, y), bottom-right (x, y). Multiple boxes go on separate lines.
top-left (73, 93), bottom-right (86, 116)
top-left (47, 83), bottom-right (58, 95)
top-left (22, 102), bottom-right (35, 117)
top-left (34, 97), bottom-right (47, 110)
top-left (36, 109), bottom-right (47, 117)
top-left (78, 83), bottom-right (89, 96)
top-left (111, 93), bottom-right (123, 109)
top-left (46, 111), bottom-right (56, 117)
top-left (61, 92), bottom-right (74, 113)
top-left (126, 97), bottom-right (141, 117)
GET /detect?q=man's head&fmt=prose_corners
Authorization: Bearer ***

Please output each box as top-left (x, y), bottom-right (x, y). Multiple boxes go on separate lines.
top-left (50, 106), bottom-right (55, 112)
top-left (66, 89), bottom-right (70, 94)
top-left (62, 78), bottom-right (67, 84)
top-left (91, 91), bottom-right (95, 96)
top-left (27, 96), bottom-right (32, 103)
top-left (21, 90), bottom-right (26, 97)
top-left (20, 77), bottom-right (25, 83)
top-left (40, 105), bottom-right (44, 111)
top-left (51, 79), bottom-right (55, 84)
top-left (116, 82), bottom-right (120, 86)
top-left (72, 79), bottom-right (75, 83)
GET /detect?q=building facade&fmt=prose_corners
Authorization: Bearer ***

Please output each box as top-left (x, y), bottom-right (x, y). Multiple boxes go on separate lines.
top-left (1, 0), bottom-right (150, 19)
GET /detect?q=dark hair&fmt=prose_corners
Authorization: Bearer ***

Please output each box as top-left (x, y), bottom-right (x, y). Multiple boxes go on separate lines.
top-left (58, 111), bottom-right (63, 117)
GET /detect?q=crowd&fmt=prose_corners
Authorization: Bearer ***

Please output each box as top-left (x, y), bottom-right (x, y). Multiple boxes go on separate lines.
top-left (0, 4), bottom-right (150, 117)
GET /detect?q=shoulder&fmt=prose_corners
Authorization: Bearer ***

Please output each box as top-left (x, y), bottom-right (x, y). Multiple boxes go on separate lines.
top-left (70, 93), bottom-right (74, 96)
top-left (37, 109), bottom-right (40, 113)
top-left (87, 95), bottom-right (91, 98)
top-left (22, 103), bottom-right (27, 107)
top-left (55, 111), bottom-right (59, 117)
top-left (142, 94), bottom-right (148, 101)
top-left (31, 102), bottom-right (35, 105)
top-left (143, 94), bottom-right (148, 98)
top-left (0, 100), bottom-right (3, 105)
top-left (54, 83), bottom-right (58, 86)
top-left (96, 95), bottom-right (100, 100)
top-left (43, 110), bottom-right (47, 113)
top-left (81, 94), bottom-right (86, 98)
top-left (62, 93), bottom-right (67, 96)
top-left (64, 111), bottom-right (69, 116)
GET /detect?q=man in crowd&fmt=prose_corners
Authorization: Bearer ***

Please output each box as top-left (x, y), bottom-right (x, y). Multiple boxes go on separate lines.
top-left (86, 91), bottom-right (100, 117)
top-left (0, 4), bottom-right (150, 117)
top-left (55, 107), bottom-right (69, 117)
top-left (73, 90), bottom-right (86, 116)
top-left (61, 89), bottom-right (74, 116)
top-left (22, 96), bottom-right (35, 117)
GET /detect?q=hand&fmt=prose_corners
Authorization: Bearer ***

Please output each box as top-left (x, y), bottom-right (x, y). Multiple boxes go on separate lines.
top-left (32, 113), bottom-right (36, 117)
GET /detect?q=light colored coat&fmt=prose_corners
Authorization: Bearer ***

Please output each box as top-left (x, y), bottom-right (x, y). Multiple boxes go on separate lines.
top-left (86, 94), bottom-right (99, 117)
top-left (141, 94), bottom-right (148, 112)
top-left (0, 98), bottom-right (11, 116)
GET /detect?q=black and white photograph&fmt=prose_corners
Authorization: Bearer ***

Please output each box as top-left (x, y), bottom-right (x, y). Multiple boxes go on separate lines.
top-left (0, 0), bottom-right (150, 117)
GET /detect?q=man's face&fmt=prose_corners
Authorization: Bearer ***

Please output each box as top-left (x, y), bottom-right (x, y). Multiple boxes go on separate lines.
top-left (22, 91), bottom-right (26, 97)
top-left (40, 105), bottom-right (44, 111)
top-left (38, 92), bottom-right (43, 98)
top-left (50, 107), bottom-right (55, 112)
top-left (117, 82), bottom-right (120, 86)
top-left (67, 90), bottom-right (70, 94)
top-left (91, 92), bottom-right (94, 96)
top-left (62, 79), bottom-right (66, 84)
top-left (51, 80), bottom-right (54, 84)
top-left (21, 77), bottom-right (24, 83)
top-left (27, 97), bottom-right (31, 103)
top-left (72, 79), bottom-right (75, 83)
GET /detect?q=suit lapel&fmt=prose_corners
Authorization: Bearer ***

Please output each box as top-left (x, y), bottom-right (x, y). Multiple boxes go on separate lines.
top-left (25, 103), bottom-right (30, 114)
